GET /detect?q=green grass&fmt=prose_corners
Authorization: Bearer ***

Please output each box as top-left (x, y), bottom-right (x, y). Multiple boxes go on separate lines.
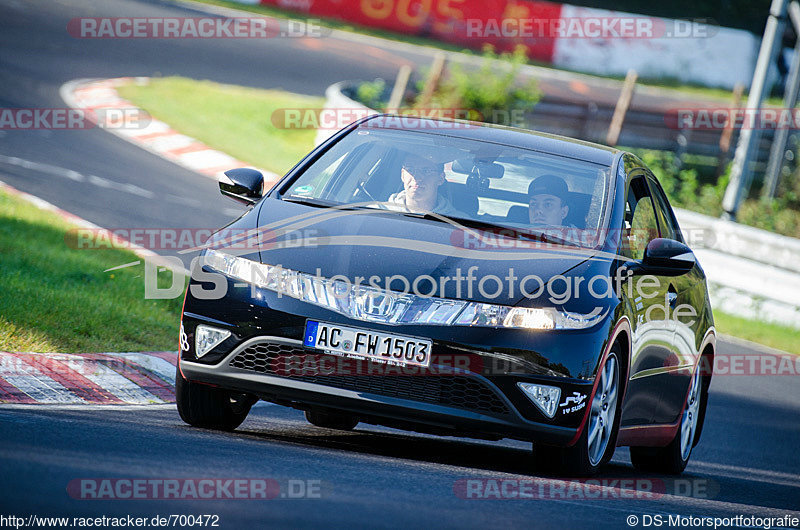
top-left (185, 0), bottom-right (761, 103)
top-left (714, 311), bottom-right (800, 354)
top-left (0, 190), bottom-right (184, 352)
top-left (118, 77), bottom-right (323, 175)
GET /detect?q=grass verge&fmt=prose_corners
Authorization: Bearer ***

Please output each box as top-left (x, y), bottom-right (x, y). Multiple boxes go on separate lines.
top-left (118, 77), bottom-right (323, 175)
top-left (0, 189), bottom-right (184, 352)
top-left (713, 311), bottom-right (799, 354)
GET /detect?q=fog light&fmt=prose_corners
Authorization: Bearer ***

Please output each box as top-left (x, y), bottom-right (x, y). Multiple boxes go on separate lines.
top-left (517, 382), bottom-right (561, 419)
top-left (195, 325), bottom-right (231, 358)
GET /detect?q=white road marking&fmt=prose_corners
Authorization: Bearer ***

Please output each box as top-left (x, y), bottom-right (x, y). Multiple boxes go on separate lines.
top-left (0, 154), bottom-right (155, 199)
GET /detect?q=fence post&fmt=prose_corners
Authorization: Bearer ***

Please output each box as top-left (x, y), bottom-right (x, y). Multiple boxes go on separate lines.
top-left (387, 64), bottom-right (412, 113)
top-left (715, 83), bottom-right (745, 179)
top-left (606, 69), bottom-right (638, 146)
top-left (417, 52), bottom-right (447, 109)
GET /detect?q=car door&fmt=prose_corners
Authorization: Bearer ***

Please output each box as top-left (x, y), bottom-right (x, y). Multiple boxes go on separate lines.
top-left (645, 173), bottom-right (701, 425)
top-left (618, 171), bottom-right (678, 428)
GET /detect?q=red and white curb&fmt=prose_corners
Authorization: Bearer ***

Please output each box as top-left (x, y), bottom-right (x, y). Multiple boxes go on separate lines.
top-left (0, 181), bottom-right (187, 405)
top-left (0, 351), bottom-right (177, 404)
top-left (60, 77), bottom-right (279, 186)
top-left (0, 79), bottom-right (285, 407)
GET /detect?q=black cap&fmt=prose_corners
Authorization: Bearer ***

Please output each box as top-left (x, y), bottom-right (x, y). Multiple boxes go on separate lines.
top-left (528, 174), bottom-right (569, 202)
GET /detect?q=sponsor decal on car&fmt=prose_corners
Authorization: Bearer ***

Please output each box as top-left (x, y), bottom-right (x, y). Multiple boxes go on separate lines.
top-left (559, 391), bottom-right (587, 414)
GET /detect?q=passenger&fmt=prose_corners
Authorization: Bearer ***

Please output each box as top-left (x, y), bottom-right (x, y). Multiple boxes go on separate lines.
top-left (527, 174), bottom-right (576, 228)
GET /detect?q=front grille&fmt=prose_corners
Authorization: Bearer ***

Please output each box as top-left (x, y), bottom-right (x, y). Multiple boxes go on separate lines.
top-left (229, 341), bottom-right (511, 416)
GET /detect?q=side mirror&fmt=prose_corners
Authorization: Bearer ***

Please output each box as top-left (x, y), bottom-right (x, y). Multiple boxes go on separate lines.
top-left (219, 168), bottom-right (264, 205)
top-left (624, 238), bottom-right (695, 276)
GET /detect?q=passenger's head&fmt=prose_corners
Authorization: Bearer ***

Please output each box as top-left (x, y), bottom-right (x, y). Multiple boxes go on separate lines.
top-left (528, 174), bottom-right (570, 226)
top-left (399, 152), bottom-right (445, 205)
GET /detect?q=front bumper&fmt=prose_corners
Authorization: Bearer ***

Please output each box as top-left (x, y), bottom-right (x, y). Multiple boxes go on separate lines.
top-left (180, 331), bottom-right (594, 445)
top-left (179, 276), bottom-right (610, 444)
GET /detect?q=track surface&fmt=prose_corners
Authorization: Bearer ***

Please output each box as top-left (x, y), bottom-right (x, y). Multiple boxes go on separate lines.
top-left (1, 0), bottom-right (799, 526)
top-left (1, 337), bottom-right (799, 526)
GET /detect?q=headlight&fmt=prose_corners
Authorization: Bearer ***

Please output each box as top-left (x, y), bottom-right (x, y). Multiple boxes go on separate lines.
top-left (202, 249), bottom-right (605, 330)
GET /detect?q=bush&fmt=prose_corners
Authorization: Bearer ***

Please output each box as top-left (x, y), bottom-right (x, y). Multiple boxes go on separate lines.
top-left (639, 149), bottom-right (800, 238)
top-left (417, 45), bottom-right (541, 126)
top-left (356, 78), bottom-right (387, 111)
top-left (639, 150), bottom-right (726, 217)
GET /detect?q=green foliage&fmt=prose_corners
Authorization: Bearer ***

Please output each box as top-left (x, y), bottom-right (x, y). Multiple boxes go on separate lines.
top-left (356, 79), bottom-right (387, 112)
top-left (640, 150), bottom-right (727, 217)
top-left (419, 45), bottom-right (541, 125)
top-left (640, 149), bottom-right (800, 238)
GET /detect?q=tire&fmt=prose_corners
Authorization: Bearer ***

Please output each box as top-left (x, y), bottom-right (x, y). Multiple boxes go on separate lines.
top-left (305, 410), bottom-right (359, 431)
top-left (175, 364), bottom-right (254, 431)
top-left (630, 359), bottom-right (703, 475)
top-left (534, 346), bottom-right (623, 476)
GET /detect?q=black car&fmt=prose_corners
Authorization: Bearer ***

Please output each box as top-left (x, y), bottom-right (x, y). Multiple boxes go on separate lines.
top-left (176, 115), bottom-right (715, 475)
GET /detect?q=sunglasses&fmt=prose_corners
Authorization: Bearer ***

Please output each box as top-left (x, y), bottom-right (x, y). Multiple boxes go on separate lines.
top-left (403, 165), bottom-right (441, 177)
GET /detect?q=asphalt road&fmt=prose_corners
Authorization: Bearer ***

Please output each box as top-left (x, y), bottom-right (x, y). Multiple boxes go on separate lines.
top-left (1, 337), bottom-right (799, 527)
top-left (1, 0), bottom-right (799, 526)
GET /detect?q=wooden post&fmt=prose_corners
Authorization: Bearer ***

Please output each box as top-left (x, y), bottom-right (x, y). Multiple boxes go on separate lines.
top-left (715, 83), bottom-right (745, 178)
top-left (606, 69), bottom-right (638, 146)
top-left (417, 52), bottom-right (446, 109)
top-left (386, 64), bottom-right (412, 113)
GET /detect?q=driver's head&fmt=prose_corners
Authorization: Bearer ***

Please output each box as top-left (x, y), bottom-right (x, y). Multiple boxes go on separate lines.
top-left (400, 152), bottom-right (445, 204)
top-left (528, 174), bottom-right (570, 226)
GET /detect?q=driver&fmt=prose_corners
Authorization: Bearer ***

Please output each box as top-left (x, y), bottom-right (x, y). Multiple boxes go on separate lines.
top-left (387, 153), bottom-right (459, 216)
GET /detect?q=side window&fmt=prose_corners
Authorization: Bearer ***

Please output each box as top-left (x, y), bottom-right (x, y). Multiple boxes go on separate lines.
top-left (623, 176), bottom-right (660, 260)
top-left (647, 176), bottom-right (682, 242)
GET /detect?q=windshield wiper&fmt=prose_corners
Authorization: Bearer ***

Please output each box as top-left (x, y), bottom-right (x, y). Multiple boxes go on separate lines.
top-left (396, 211), bottom-right (581, 247)
top-left (281, 196), bottom-right (339, 208)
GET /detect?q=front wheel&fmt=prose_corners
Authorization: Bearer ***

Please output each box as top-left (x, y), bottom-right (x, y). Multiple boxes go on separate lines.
top-left (535, 346), bottom-right (622, 476)
top-left (175, 364), bottom-right (255, 431)
top-left (630, 361), bottom-right (703, 475)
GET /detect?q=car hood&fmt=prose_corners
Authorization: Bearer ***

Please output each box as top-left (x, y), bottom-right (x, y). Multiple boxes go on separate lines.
top-left (244, 198), bottom-right (606, 306)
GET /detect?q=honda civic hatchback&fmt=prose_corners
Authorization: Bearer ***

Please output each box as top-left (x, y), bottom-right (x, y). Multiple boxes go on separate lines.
top-left (176, 115), bottom-right (714, 475)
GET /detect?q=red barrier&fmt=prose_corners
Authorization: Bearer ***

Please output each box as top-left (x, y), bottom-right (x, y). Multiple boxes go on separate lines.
top-left (259, 0), bottom-right (563, 62)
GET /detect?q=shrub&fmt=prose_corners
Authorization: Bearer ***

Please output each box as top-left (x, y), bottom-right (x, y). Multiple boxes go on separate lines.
top-left (356, 78), bottom-right (387, 111)
top-left (418, 45), bottom-right (541, 125)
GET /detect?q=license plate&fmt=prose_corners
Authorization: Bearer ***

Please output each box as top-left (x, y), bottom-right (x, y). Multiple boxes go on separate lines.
top-left (303, 320), bottom-right (432, 368)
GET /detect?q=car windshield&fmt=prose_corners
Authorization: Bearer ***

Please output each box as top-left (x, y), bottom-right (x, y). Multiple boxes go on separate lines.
top-left (281, 126), bottom-right (612, 248)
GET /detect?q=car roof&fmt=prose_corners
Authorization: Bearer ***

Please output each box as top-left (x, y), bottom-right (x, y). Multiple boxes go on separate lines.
top-left (361, 114), bottom-right (620, 167)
